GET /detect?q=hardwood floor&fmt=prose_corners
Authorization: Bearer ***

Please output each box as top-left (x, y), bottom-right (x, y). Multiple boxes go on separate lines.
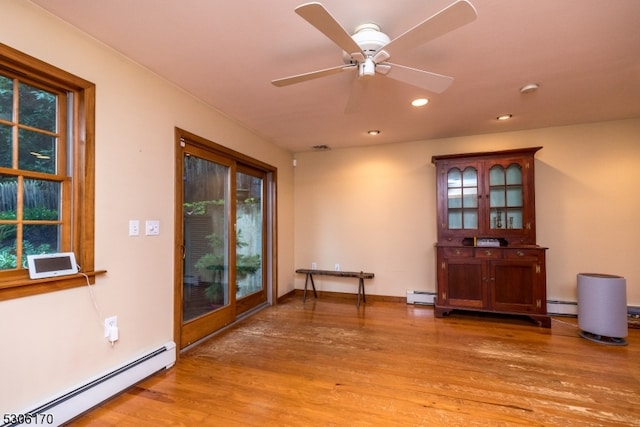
top-left (70, 295), bottom-right (640, 426)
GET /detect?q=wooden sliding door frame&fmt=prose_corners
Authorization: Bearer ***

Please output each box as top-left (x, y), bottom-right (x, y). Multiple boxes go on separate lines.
top-left (174, 128), bottom-right (278, 354)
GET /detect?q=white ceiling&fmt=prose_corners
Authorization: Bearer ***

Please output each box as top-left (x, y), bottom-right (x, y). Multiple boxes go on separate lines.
top-left (32, 0), bottom-right (640, 153)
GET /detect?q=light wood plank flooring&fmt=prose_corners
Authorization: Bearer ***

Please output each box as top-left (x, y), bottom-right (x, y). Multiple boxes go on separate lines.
top-left (70, 295), bottom-right (640, 426)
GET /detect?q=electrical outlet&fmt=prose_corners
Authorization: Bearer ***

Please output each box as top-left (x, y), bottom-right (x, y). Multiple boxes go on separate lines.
top-left (334, 263), bottom-right (340, 271)
top-left (128, 220), bottom-right (140, 236)
top-left (104, 316), bottom-right (118, 338)
top-left (311, 262), bottom-right (317, 270)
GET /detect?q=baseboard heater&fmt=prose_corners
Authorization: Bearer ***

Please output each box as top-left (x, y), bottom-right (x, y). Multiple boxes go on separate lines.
top-left (547, 300), bottom-right (578, 316)
top-left (6, 341), bottom-right (176, 427)
top-left (406, 290), bottom-right (435, 305)
top-left (547, 301), bottom-right (640, 318)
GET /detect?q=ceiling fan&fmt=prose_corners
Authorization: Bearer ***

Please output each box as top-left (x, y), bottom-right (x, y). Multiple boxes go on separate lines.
top-left (272, 1), bottom-right (477, 112)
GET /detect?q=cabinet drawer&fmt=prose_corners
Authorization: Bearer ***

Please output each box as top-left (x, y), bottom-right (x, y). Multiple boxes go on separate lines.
top-left (503, 249), bottom-right (541, 260)
top-left (474, 248), bottom-right (502, 259)
top-left (442, 247), bottom-right (474, 257)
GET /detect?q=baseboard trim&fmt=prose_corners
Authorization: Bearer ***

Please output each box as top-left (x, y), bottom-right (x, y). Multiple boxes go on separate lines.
top-left (290, 288), bottom-right (405, 303)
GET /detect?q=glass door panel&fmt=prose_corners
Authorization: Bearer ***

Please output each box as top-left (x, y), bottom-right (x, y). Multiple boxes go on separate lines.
top-left (446, 167), bottom-right (478, 230)
top-left (448, 211), bottom-right (462, 229)
top-left (462, 168), bottom-right (478, 187)
top-left (447, 169), bottom-right (463, 228)
top-left (235, 170), bottom-right (264, 300)
top-left (463, 210), bottom-right (478, 229)
top-left (489, 164), bottom-right (523, 230)
top-left (462, 187), bottom-right (478, 208)
top-left (489, 165), bottom-right (505, 186)
top-left (179, 146), bottom-right (237, 348)
top-left (505, 210), bottom-right (523, 229)
top-left (235, 167), bottom-right (267, 314)
top-left (506, 187), bottom-right (522, 207)
top-left (182, 154), bottom-right (231, 322)
top-left (447, 167), bottom-right (479, 230)
top-left (506, 164), bottom-right (522, 185)
top-left (448, 187), bottom-right (462, 209)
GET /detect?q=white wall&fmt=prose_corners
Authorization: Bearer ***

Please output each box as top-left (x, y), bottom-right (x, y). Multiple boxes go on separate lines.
top-left (294, 119), bottom-right (640, 305)
top-left (1, 1), bottom-right (294, 413)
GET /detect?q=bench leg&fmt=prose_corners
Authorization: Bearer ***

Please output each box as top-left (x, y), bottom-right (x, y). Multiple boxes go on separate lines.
top-left (303, 274), bottom-right (309, 302)
top-left (303, 273), bottom-right (318, 303)
top-left (310, 275), bottom-right (317, 298)
top-left (357, 277), bottom-right (366, 307)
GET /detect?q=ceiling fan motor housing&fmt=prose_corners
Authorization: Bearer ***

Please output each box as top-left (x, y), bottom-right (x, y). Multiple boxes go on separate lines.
top-left (342, 23), bottom-right (390, 64)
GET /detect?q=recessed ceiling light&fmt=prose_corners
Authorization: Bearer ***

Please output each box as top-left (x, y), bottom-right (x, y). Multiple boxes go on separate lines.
top-left (367, 130), bottom-right (381, 135)
top-left (411, 98), bottom-right (429, 107)
top-left (497, 114), bottom-right (513, 121)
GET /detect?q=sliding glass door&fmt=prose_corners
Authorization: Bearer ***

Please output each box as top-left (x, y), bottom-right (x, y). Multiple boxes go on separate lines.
top-left (176, 130), bottom-right (273, 349)
top-left (180, 147), bottom-right (235, 347)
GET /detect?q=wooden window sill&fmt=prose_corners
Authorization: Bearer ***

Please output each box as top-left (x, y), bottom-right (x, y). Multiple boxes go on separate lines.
top-left (0, 270), bottom-right (107, 301)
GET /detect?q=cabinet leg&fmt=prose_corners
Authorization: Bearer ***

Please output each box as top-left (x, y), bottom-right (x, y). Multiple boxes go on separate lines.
top-left (530, 314), bottom-right (551, 328)
top-left (434, 305), bottom-right (453, 318)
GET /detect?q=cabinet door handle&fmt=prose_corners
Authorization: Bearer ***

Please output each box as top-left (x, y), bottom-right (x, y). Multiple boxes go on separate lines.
top-left (455, 249), bottom-right (461, 255)
top-left (484, 250), bottom-right (492, 256)
top-left (517, 251), bottom-right (524, 257)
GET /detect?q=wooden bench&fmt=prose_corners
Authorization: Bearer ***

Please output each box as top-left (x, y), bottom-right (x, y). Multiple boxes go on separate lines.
top-left (295, 269), bottom-right (375, 307)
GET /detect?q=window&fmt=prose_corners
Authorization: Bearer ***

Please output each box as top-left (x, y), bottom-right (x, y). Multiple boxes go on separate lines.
top-left (0, 43), bottom-right (97, 300)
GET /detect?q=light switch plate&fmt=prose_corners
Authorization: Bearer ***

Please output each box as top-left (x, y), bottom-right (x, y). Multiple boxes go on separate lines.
top-left (145, 220), bottom-right (160, 236)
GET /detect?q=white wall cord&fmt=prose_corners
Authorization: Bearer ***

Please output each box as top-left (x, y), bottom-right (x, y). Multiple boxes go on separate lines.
top-left (79, 267), bottom-right (104, 328)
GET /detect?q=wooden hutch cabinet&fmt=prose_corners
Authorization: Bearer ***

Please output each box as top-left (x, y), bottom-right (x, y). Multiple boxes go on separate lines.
top-left (432, 147), bottom-right (550, 327)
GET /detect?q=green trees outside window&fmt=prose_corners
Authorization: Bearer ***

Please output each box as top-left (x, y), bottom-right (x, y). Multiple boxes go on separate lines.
top-left (0, 72), bottom-right (65, 270)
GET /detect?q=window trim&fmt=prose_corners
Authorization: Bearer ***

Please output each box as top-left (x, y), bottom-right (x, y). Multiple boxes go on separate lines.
top-left (0, 43), bottom-right (102, 301)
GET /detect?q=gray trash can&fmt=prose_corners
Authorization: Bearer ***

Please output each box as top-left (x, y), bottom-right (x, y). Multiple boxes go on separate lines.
top-left (577, 273), bottom-right (627, 346)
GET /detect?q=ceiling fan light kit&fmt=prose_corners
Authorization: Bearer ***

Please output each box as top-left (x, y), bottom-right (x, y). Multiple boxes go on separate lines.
top-left (272, 1), bottom-right (478, 112)
top-left (360, 58), bottom-right (376, 77)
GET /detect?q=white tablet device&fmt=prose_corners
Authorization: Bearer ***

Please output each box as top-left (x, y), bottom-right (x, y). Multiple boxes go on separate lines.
top-left (27, 252), bottom-right (78, 279)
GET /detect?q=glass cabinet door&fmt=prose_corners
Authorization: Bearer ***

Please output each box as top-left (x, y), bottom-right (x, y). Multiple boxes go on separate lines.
top-left (447, 167), bottom-right (478, 230)
top-left (433, 147), bottom-right (540, 245)
top-left (489, 164), bottom-right (523, 230)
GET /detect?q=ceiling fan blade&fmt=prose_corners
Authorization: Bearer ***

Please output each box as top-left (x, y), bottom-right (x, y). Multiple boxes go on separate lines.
top-left (345, 78), bottom-right (368, 114)
top-left (295, 2), bottom-right (364, 57)
top-left (380, 0), bottom-right (477, 57)
top-left (272, 64), bottom-right (356, 87)
top-left (384, 62), bottom-right (454, 93)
